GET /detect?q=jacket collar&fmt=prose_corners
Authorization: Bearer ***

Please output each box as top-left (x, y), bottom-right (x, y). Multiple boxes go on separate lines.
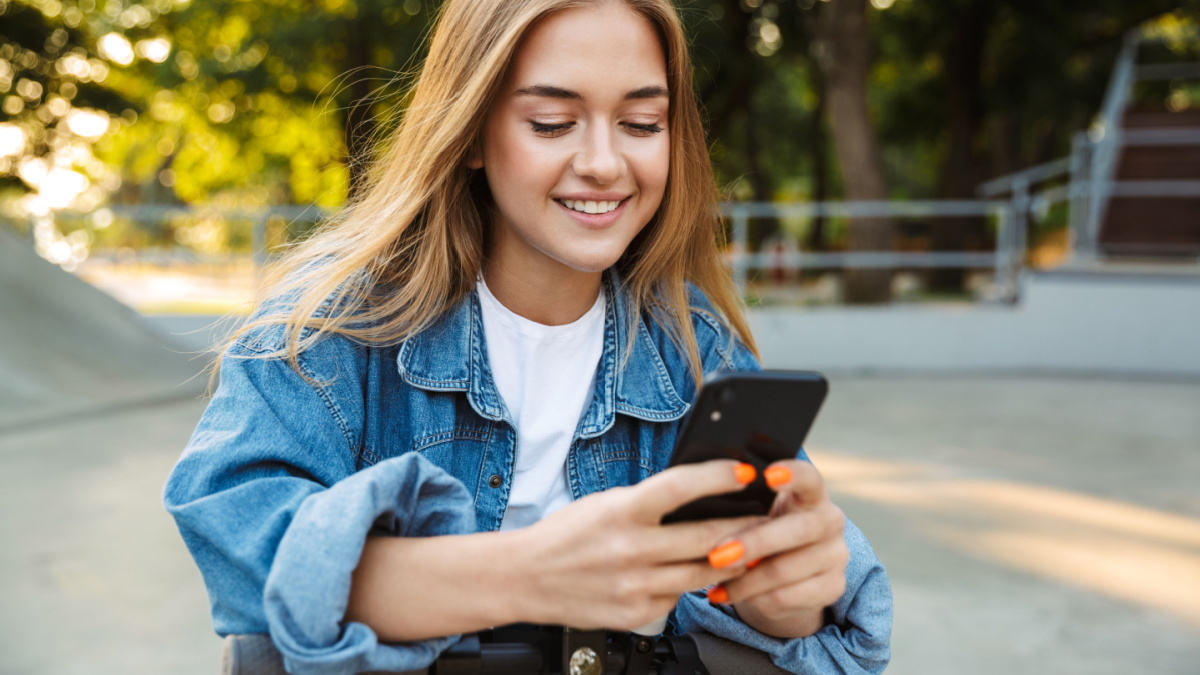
top-left (396, 269), bottom-right (689, 435)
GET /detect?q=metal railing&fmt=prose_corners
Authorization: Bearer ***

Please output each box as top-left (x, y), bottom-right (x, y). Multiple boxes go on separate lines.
top-left (16, 198), bottom-right (1023, 302)
top-left (11, 26), bottom-right (1198, 307)
top-left (721, 200), bottom-right (1018, 300)
top-left (978, 25), bottom-right (1200, 261)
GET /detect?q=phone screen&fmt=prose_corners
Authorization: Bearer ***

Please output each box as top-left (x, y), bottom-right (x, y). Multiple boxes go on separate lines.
top-left (660, 370), bottom-right (827, 524)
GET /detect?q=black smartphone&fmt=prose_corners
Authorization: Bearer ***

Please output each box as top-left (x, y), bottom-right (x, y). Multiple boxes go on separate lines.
top-left (660, 370), bottom-right (828, 524)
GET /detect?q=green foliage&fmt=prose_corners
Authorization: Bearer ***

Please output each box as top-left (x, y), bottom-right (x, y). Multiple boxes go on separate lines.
top-left (2, 0), bottom-right (1198, 255)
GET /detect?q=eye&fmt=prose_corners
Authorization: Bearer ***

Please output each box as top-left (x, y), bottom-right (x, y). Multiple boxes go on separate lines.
top-left (623, 122), bottom-right (664, 137)
top-left (530, 121), bottom-right (574, 137)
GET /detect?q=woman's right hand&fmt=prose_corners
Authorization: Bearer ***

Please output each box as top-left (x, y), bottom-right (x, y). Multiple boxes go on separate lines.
top-left (505, 460), bottom-right (762, 631)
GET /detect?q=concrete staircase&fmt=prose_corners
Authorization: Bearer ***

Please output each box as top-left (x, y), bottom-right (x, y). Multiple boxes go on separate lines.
top-left (1098, 109), bottom-right (1200, 257)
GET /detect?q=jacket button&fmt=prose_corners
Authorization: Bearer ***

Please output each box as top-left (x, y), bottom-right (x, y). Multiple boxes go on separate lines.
top-left (488, 474), bottom-right (503, 488)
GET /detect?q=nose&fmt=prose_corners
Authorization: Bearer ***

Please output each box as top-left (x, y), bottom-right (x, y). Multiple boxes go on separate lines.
top-left (572, 123), bottom-right (625, 185)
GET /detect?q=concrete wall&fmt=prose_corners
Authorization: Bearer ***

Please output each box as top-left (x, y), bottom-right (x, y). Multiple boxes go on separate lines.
top-left (751, 270), bottom-right (1200, 377)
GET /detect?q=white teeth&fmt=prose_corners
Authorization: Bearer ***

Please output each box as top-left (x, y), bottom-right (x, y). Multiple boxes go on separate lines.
top-left (561, 199), bottom-right (621, 214)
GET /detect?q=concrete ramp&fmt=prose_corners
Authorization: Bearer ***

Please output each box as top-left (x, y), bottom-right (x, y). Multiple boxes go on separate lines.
top-left (0, 228), bottom-right (206, 432)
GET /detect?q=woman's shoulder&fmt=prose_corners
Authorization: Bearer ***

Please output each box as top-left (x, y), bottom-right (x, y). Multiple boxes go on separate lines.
top-left (635, 282), bottom-right (760, 402)
top-left (225, 264), bottom-right (377, 359)
top-left (683, 283), bottom-right (760, 373)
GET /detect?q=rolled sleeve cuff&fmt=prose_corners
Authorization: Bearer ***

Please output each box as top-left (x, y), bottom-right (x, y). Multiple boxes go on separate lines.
top-left (263, 453), bottom-right (477, 675)
top-left (673, 519), bottom-right (892, 675)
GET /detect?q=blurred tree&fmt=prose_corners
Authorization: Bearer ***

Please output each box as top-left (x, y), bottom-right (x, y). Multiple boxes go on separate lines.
top-left (873, 0), bottom-right (1200, 291)
top-left (6, 0), bottom-right (1199, 285)
top-left (0, 0), bottom-right (131, 214)
top-left (138, 0), bottom-right (435, 203)
top-left (815, 0), bottom-right (892, 303)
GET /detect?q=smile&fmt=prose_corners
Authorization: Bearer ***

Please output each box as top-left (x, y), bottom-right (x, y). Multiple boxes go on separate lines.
top-left (556, 199), bottom-right (625, 215)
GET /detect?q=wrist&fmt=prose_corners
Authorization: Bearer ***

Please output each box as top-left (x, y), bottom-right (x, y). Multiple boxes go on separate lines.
top-left (733, 601), bottom-right (824, 639)
top-left (484, 528), bottom-right (540, 626)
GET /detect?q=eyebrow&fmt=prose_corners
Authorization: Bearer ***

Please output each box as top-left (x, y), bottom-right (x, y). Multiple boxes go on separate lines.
top-left (513, 84), bottom-right (669, 101)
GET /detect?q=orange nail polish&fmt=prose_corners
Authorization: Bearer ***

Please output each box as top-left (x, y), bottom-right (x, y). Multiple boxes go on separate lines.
top-left (708, 540), bottom-right (745, 568)
top-left (734, 463), bottom-right (756, 485)
top-left (765, 465), bottom-right (792, 489)
top-left (707, 585), bottom-right (729, 604)
top-left (746, 557), bottom-right (764, 569)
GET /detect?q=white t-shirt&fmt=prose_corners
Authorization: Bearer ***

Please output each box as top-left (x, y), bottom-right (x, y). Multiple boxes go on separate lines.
top-left (477, 278), bottom-right (606, 531)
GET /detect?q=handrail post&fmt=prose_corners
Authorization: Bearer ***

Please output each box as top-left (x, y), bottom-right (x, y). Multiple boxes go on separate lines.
top-left (993, 204), bottom-right (1011, 303)
top-left (1084, 28), bottom-right (1141, 259)
top-left (1010, 179), bottom-right (1029, 303)
top-left (1067, 131), bottom-right (1092, 261)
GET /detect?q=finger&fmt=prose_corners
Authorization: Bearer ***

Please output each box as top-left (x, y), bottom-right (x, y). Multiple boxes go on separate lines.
top-left (721, 536), bottom-right (848, 603)
top-left (765, 460), bottom-right (829, 507)
top-left (730, 569), bottom-right (848, 619)
top-left (638, 515), bottom-right (765, 563)
top-left (639, 559), bottom-right (748, 597)
top-left (728, 501), bottom-right (845, 562)
top-left (630, 460), bottom-right (755, 521)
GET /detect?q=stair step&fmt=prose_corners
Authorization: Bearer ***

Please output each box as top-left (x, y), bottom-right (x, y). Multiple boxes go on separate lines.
top-left (1099, 197), bottom-right (1200, 256)
top-left (1117, 146), bottom-right (1200, 180)
top-left (1121, 128), bottom-right (1200, 146)
top-left (1123, 109), bottom-right (1200, 129)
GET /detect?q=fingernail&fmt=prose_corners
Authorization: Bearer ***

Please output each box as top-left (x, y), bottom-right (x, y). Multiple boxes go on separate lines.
top-left (734, 463), bottom-right (756, 485)
top-left (746, 557), bottom-right (763, 569)
top-left (765, 465), bottom-right (792, 489)
top-left (708, 540), bottom-right (745, 568)
top-left (707, 585), bottom-right (729, 604)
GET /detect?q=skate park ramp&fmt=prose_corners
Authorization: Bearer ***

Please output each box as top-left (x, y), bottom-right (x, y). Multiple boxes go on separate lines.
top-left (0, 228), bottom-right (207, 432)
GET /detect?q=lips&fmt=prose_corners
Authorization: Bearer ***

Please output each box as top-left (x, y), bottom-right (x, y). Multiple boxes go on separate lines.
top-left (554, 196), bottom-right (629, 228)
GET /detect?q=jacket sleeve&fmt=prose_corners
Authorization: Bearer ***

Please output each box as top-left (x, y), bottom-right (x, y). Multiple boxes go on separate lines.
top-left (162, 329), bottom-right (477, 675)
top-left (672, 295), bottom-right (893, 674)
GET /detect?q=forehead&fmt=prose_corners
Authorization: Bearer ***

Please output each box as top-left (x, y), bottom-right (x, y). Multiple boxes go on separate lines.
top-left (506, 3), bottom-right (667, 93)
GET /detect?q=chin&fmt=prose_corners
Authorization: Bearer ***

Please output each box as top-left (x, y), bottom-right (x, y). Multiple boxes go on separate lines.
top-left (561, 258), bottom-right (618, 275)
top-left (553, 245), bottom-right (629, 275)
top-left (576, 252), bottom-right (632, 274)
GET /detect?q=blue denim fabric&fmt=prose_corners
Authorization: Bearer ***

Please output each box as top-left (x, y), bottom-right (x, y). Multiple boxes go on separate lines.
top-left (163, 270), bottom-right (892, 675)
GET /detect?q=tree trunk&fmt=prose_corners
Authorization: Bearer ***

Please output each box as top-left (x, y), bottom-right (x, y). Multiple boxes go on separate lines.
top-left (344, 16), bottom-right (377, 201)
top-left (744, 80), bottom-right (777, 256)
top-left (929, 0), bottom-right (990, 292)
top-left (806, 58), bottom-right (829, 252)
top-left (817, 0), bottom-right (892, 303)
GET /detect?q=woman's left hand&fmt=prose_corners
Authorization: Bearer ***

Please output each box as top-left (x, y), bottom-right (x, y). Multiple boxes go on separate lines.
top-left (704, 459), bottom-right (849, 638)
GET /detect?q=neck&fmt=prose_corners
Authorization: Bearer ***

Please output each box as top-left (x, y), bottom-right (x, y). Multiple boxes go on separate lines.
top-left (482, 260), bottom-right (602, 327)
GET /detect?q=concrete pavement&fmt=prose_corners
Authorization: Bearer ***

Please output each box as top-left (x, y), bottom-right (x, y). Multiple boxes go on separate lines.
top-left (1, 375), bottom-right (1197, 674)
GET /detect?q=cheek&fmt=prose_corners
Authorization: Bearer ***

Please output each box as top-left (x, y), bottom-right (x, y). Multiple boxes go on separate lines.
top-left (633, 135), bottom-right (670, 202)
top-left (493, 136), bottom-right (564, 201)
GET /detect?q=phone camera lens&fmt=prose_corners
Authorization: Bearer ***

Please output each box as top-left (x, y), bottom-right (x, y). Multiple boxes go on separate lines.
top-left (718, 387), bottom-right (735, 404)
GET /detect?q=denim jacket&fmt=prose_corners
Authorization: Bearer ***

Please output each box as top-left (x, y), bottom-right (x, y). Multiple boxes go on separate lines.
top-left (163, 270), bottom-right (892, 675)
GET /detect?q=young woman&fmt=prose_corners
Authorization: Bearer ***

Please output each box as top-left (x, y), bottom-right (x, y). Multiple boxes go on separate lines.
top-left (164, 1), bottom-right (892, 674)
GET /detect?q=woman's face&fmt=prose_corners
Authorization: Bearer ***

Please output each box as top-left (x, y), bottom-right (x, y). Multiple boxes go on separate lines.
top-left (474, 1), bottom-right (670, 277)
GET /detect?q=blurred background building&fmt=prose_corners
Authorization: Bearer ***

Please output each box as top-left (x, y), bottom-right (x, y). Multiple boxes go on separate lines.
top-left (1, 1), bottom-right (1198, 673)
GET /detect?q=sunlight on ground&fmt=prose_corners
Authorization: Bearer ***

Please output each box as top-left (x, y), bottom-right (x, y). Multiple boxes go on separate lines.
top-left (77, 259), bottom-right (256, 314)
top-left (810, 449), bottom-right (1200, 627)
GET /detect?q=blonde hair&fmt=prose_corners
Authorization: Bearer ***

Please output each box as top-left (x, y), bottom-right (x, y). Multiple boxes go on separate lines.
top-left (226, 0), bottom-right (757, 387)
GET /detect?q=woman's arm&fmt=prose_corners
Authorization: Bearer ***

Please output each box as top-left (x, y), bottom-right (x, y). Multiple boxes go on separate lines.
top-left (347, 532), bottom-right (522, 641)
top-left (346, 460), bottom-right (766, 641)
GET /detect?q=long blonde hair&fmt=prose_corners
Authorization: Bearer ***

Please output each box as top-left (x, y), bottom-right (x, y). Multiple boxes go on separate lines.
top-left (227, 0), bottom-right (757, 387)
